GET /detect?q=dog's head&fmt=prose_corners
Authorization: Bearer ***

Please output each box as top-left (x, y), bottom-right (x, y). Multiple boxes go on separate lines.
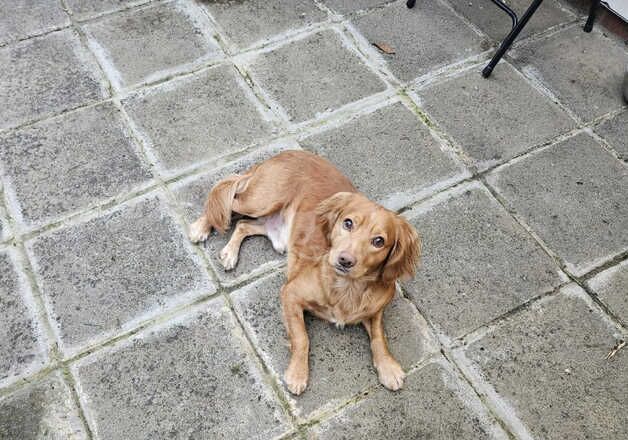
top-left (316, 192), bottom-right (421, 282)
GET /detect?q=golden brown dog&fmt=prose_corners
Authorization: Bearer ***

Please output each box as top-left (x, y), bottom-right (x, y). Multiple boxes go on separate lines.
top-left (189, 150), bottom-right (421, 395)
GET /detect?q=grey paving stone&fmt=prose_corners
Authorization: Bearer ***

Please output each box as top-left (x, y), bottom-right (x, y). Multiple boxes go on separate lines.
top-left (587, 260), bottom-right (628, 324)
top-left (0, 250), bottom-right (48, 386)
top-left (170, 146), bottom-right (292, 284)
top-left (247, 30), bottom-right (386, 123)
top-left (0, 372), bottom-right (88, 440)
top-left (74, 298), bottom-right (289, 439)
top-left (510, 25), bottom-right (628, 122)
top-left (594, 110), bottom-right (628, 159)
top-left (320, 0), bottom-right (390, 14)
top-left (0, 0), bottom-right (70, 45)
top-left (486, 132), bottom-right (628, 276)
top-left (123, 65), bottom-right (275, 173)
top-left (231, 272), bottom-right (436, 417)
top-left (27, 194), bottom-right (214, 355)
top-left (313, 360), bottom-right (507, 439)
top-left (65, 0), bottom-right (150, 20)
top-left (82, 1), bottom-right (221, 89)
top-left (300, 102), bottom-right (467, 210)
top-left (351, 0), bottom-right (487, 82)
top-left (0, 30), bottom-right (107, 130)
top-left (402, 182), bottom-right (564, 339)
top-left (460, 285), bottom-right (627, 440)
top-left (419, 62), bottom-right (576, 170)
top-left (0, 103), bottom-right (153, 228)
top-left (448, 0), bottom-right (573, 41)
top-left (202, 0), bottom-right (327, 49)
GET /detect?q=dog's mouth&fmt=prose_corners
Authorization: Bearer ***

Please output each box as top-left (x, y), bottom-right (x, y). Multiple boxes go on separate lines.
top-left (333, 264), bottom-right (351, 275)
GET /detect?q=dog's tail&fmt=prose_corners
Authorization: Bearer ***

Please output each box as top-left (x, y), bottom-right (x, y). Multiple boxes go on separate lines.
top-left (203, 174), bottom-right (248, 234)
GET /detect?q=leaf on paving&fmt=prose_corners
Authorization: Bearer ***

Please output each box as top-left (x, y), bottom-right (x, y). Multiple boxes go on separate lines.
top-left (372, 42), bottom-right (395, 54)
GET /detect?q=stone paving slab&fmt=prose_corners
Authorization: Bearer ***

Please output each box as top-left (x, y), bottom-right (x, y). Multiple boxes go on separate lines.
top-left (419, 62), bottom-right (576, 170)
top-left (587, 260), bottom-right (628, 325)
top-left (510, 25), bottom-right (628, 122)
top-left (123, 64), bottom-right (276, 174)
top-left (0, 103), bottom-right (153, 229)
top-left (351, 0), bottom-right (488, 83)
top-left (0, 372), bottom-right (87, 439)
top-left (311, 359), bottom-right (508, 439)
top-left (0, 250), bottom-right (48, 387)
top-left (83, 1), bottom-right (221, 89)
top-left (246, 30), bottom-right (387, 123)
top-left (65, 0), bottom-right (150, 20)
top-left (170, 144), bottom-right (296, 285)
top-left (0, 0), bottom-right (70, 46)
top-left (26, 194), bottom-right (214, 356)
top-left (455, 284), bottom-right (627, 440)
top-left (73, 297), bottom-right (289, 439)
top-left (448, 0), bottom-right (573, 42)
top-left (402, 182), bottom-right (564, 340)
top-left (594, 110), bottom-right (628, 160)
top-left (231, 272), bottom-right (438, 418)
top-left (300, 101), bottom-right (468, 210)
top-left (202, 0), bottom-right (328, 49)
top-left (0, 29), bottom-right (107, 130)
top-left (486, 132), bottom-right (628, 277)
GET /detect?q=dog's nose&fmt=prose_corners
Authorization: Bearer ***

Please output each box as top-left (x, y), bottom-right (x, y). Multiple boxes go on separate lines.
top-left (338, 252), bottom-right (356, 269)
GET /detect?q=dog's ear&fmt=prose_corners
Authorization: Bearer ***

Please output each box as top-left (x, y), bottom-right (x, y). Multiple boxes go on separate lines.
top-left (381, 216), bottom-right (421, 283)
top-left (316, 192), bottom-right (353, 239)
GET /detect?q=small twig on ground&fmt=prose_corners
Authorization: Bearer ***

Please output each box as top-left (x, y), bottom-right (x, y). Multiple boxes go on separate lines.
top-left (606, 339), bottom-right (626, 360)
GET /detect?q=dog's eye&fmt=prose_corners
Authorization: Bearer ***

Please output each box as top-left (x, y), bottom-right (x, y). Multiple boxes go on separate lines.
top-left (342, 218), bottom-right (353, 231)
top-left (372, 236), bottom-right (385, 248)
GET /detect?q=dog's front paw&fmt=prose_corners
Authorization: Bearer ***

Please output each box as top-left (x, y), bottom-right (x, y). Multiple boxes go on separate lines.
top-left (189, 217), bottom-right (210, 243)
top-left (376, 358), bottom-right (405, 391)
top-left (219, 246), bottom-right (238, 271)
top-left (285, 363), bottom-right (308, 395)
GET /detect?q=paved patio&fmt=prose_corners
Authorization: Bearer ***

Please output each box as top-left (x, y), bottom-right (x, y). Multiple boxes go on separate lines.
top-left (1, 0), bottom-right (627, 438)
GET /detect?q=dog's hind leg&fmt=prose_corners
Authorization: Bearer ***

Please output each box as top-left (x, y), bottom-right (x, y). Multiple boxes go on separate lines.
top-left (189, 174), bottom-right (249, 243)
top-left (219, 219), bottom-right (268, 270)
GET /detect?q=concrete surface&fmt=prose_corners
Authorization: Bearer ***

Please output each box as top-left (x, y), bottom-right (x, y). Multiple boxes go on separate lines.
top-left (0, 0), bottom-right (626, 438)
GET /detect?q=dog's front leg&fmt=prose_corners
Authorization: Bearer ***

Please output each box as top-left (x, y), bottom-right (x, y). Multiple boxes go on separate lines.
top-left (280, 283), bottom-right (309, 395)
top-left (363, 309), bottom-right (405, 391)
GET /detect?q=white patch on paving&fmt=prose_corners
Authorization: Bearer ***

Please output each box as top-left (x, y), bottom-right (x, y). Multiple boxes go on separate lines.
top-left (587, 259), bottom-right (628, 293)
top-left (436, 357), bottom-right (510, 440)
top-left (0, 247), bottom-right (51, 388)
top-left (402, 180), bottom-right (484, 219)
top-left (451, 348), bottom-right (535, 440)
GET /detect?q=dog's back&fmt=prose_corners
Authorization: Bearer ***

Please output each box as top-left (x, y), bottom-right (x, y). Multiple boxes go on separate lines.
top-left (235, 150), bottom-right (357, 216)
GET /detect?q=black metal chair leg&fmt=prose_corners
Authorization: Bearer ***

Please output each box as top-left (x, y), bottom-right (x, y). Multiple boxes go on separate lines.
top-left (482, 0), bottom-right (544, 78)
top-left (583, 0), bottom-right (600, 32)
top-left (491, 0), bottom-right (518, 29)
top-left (406, 0), bottom-right (416, 8)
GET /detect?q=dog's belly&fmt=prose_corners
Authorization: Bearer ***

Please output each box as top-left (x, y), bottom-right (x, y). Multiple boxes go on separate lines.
top-left (262, 211), bottom-right (292, 254)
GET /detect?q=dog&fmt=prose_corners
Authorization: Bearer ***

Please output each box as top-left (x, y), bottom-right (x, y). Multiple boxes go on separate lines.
top-left (189, 150), bottom-right (421, 395)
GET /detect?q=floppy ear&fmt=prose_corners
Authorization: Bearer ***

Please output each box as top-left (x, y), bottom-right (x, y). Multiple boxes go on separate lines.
top-left (381, 216), bottom-right (421, 283)
top-left (316, 192), bottom-right (354, 239)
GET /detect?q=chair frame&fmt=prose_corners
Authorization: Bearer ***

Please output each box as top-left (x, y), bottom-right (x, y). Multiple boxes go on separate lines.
top-left (406, 0), bottom-right (602, 78)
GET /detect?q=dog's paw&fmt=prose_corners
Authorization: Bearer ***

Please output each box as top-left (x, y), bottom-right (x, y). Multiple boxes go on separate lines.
top-left (376, 358), bottom-right (405, 391)
top-left (189, 218), bottom-right (209, 243)
top-left (285, 364), bottom-right (308, 395)
top-left (219, 246), bottom-right (238, 271)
